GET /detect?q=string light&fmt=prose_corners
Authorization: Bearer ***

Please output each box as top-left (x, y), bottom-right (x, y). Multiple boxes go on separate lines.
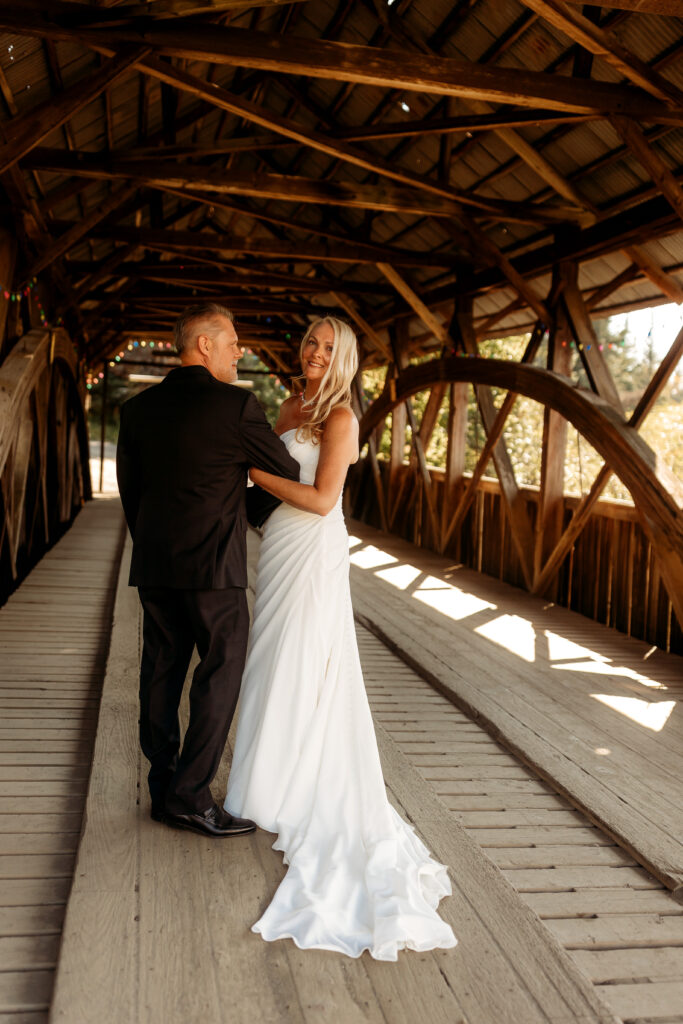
top-left (0, 275), bottom-right (57, 329)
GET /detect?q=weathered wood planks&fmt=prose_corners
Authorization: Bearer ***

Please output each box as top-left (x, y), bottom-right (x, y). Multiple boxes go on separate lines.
top-left (348, 519), bottom-right (683, 899)
top-left (51, 526), bottom-right (628, 1024)
top-left (0, 498), bottom-right (124, 1021)
top-left (358, 621), bottom-right (683, 1023)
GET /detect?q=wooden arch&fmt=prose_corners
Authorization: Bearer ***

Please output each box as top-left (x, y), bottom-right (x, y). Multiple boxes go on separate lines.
top-left (0, 327), bottom-right (91, 599)
top-left (358, 357), bottom-right (683, 633)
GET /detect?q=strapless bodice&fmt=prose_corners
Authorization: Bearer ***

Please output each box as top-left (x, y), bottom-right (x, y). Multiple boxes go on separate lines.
top-left (279, 428), bottom-right (319, 486)
top-left (279, 427), bottom-right (343, 516)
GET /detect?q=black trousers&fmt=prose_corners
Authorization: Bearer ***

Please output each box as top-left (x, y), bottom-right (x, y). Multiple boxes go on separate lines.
top-left (137, 586), bottom-right (249, 815)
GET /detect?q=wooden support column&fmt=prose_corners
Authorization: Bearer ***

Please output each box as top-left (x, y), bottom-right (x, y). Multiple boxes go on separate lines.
top-left (454, 292), bottom-right (537, 588)
top-left (534, 279), bottom-right (572, 594)
top-left (441, 379), bottom-right (468, 553)
top-left (98, 360), bottom-right (108, 494)
top-left (440, 323), bottom-right (546, 552)
top-left (378, 263), bottom-right (537, 585)
top-left (351, 375), bottom-right (388, 533)
top-left (562, 260), bottom-right (625, 414)
top-left (533, 321), bottom-right (683, 598)
top-left (389, 366), bottom-right (407, 514)
top-left (389, 320), bottom-right (441, 544)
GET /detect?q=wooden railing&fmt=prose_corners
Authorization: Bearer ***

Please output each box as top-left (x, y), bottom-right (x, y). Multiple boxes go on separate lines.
top-left (347, 459), bottom-right (682, 656)
top-left (0, 327), bottom-right (91, 603)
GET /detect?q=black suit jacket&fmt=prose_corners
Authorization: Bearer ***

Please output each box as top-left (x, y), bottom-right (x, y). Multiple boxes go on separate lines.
top-left (116, 366), bottom-right (299, 589)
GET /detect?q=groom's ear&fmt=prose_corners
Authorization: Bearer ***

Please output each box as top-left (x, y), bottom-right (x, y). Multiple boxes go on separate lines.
top-left (196, 333), bottom-right (211, 357)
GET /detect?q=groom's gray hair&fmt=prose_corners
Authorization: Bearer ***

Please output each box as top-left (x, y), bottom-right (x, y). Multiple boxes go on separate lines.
top-left (174, 302), bottom-right (235, 354)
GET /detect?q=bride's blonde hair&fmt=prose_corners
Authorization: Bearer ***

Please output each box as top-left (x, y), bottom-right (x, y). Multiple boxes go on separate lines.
top-left (294, 316), bottom-right (359, 444)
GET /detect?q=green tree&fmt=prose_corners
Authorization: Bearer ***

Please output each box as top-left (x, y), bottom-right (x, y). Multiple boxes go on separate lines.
top-left (240, 349), bottom-right (288, 427)
top-left (358, 317), bottom-right (683, 504)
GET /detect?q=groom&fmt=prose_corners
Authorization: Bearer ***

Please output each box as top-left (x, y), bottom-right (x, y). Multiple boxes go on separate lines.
top-left (116, 303), bottom-right (299, 837)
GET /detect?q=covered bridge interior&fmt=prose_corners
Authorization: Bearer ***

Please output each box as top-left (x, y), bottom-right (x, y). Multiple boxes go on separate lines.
top-left (0, 1), bottom-right (682, 1022)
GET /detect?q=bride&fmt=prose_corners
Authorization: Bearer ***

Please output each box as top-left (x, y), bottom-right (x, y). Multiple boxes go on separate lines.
top-left (225, 316), bottom-right (457, 961)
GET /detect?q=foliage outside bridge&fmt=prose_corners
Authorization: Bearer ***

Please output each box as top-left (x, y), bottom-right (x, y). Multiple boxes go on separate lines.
top-left (361, 319), bottom-right (683, 505)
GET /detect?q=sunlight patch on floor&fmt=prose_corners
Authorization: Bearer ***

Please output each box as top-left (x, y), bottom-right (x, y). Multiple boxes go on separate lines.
top-left (349, 544), bottom-right (398, 570)
top-left (374, 563), bottom-right (423, 590)
top-left (414, 575), bottom-right (496, 621)
top-left (590, 694), bottom-right (676, 732)
top-left (553, 660), bottom-right (667, 688)
top-left (474, 614), bottom-right (536, 662)
top-left (545, 630), bottom-right (609, 664)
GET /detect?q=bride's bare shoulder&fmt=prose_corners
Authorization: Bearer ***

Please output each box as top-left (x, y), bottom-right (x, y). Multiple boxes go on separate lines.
top-left (322, 405), bottom-right (359, 461)
top-left (325, 404), bottom-right (358, 434)
top-left (279, 395), bottom-right (299, 415)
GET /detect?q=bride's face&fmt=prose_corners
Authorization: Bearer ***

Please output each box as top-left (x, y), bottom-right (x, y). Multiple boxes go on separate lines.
top-left (302, 322), bottom-right (334, 383)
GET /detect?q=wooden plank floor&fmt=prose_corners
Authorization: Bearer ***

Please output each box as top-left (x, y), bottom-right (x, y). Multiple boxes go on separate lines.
top-left (0, 497), bottom-right (125, 1021)
top-left (50, 529), bottom-right (620, 1024)
top-left (347, 520), bottom-right (683, 901)
top-left (357, 625), bottom-right (683, 1024)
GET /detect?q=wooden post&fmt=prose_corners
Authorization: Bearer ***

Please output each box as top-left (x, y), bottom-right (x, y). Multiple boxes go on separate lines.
top-left (440, 324), bottom-right (545, 552)
top-left (440, 380), bottom-right (468, 553)
top-left (99, 361), bottom-right (108, 494)
top-left (534, 272), bottom-right (571, 594)
top-left (352, 374), bottom-right (388, 533)
top-left (387, 321), bottom-right (440, 544)
top-left (533, 320), bottom-right (683, 597)
top-left (562, 260), bottom-right (624, 414)
top-left (389, 365), bottom-right (407, 513)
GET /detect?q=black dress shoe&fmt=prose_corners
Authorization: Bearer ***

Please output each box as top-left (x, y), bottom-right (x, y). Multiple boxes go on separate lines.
top-left (164, 802), bottom-right (256, 837)
top-left (150, 805), bottom-right (166, 823)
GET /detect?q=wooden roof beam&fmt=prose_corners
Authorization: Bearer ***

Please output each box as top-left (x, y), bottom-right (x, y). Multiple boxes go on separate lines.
top-left (584, 263), bottom-right (640, 310)
top-left (451, 195), bottom-right (679, 303)
top-left (1, 10), bottom-right (680, 121)
top-left (361, 0), bottom-right (595, 226)
top-left (25, 183), bottom-right (139, 281)
top-left (65, 260), bottom-right (394, 297)
top-left (457, 213), bottom-right (552, 325)
top-left (613, 116), bottom-right (683, 229)
top-left (13, 0), bottom-right (306, 22)
top-left (335, 110), bottom-right (598, 142)
top-left (357, 7), bottom-right (591, 298)
top-left (0, 46), bottom-right (147, 176)
top-left (66, 223), bottom-right (459, 269)
top-left (150, 184), bottom-right (391, 254)
top-left (328, 292), bottom-right (393, 361)
top-left (25, 149), bottom-right (574, 226)
top-left (622, 244), bottom-right (683, 304)
top-left (563, 1), bottom-right (682, 11)
top-left (127, 57), bottom-right (580, 225)
top-left (518, 0), bottom-right (683, 106)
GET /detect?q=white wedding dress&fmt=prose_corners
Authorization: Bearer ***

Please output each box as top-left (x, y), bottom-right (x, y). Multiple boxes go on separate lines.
top-left (225, 428), bottom-right (457, 961)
